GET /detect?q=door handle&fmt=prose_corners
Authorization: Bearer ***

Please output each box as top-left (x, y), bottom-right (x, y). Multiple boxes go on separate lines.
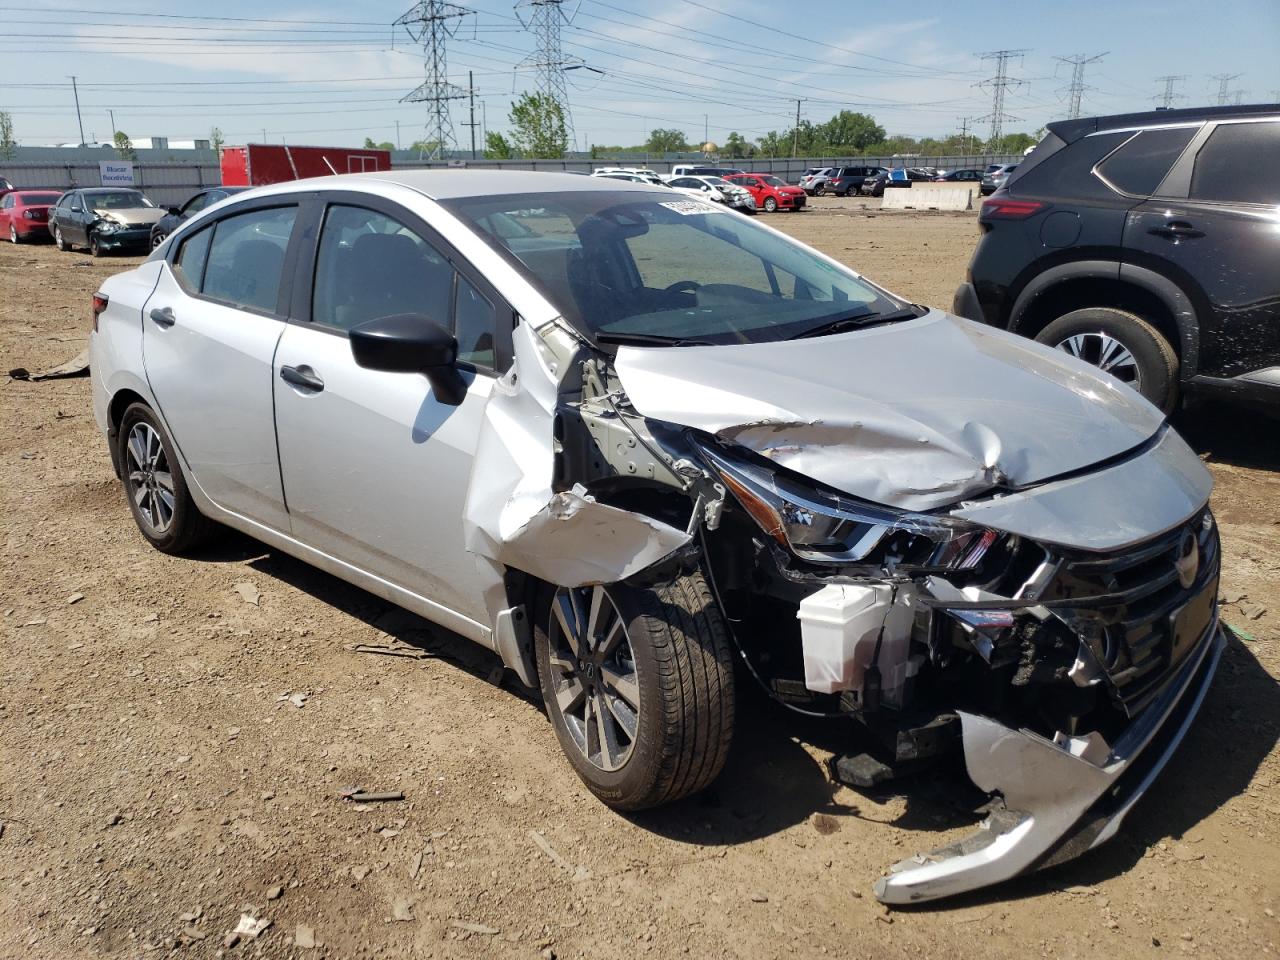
top-left (280, 364), bottom-right (324, 392)
top-left (1147, 220), bottom-right (1204, 240)
top-left (149, 306), bottom-right (176, 327)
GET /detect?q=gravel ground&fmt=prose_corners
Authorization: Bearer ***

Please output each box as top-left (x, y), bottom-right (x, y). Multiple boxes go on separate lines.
top-left (2, 197), bottom-right (1277, 959)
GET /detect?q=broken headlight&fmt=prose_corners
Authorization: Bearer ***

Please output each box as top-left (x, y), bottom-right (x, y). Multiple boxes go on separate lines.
top-left (696, 440), bottom-right (998, 569)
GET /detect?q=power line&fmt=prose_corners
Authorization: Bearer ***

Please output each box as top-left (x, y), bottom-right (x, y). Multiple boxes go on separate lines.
top-left (1209, 73), bottom-right (1242, 106)
top-left (395, 1), bottom-right (473, 159)
top-left (975, 49), bottom-right (1029, 145)
top-left (1055, 52), bottom-right (1106, 119)
top-left (1154, 75), bottom-right (1187, 109)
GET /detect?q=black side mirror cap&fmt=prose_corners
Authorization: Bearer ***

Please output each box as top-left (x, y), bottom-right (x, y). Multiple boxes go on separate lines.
top-left (167, 206), bottom-right (181, 216)
top-left (349, 313), bottom-right (467, 406)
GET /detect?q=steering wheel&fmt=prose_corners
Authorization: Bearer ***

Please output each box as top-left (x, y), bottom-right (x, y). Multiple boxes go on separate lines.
top-left (664, 280), bottom-right (701, 295)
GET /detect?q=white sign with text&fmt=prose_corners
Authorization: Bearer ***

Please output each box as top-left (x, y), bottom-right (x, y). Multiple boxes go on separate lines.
top-left (99, 161), bottom-right (135, 186)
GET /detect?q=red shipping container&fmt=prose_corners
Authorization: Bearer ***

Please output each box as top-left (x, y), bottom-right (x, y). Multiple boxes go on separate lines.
top-left (220, 144), bottom-right (392, 187)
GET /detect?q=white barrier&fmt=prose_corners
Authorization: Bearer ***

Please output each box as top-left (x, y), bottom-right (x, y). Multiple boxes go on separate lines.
top-left (880, 186), bottom-right (973, 211)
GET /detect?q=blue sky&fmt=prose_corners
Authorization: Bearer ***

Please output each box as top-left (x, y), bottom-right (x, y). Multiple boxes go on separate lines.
top-left (1, 0), bottom-right (1277, 149)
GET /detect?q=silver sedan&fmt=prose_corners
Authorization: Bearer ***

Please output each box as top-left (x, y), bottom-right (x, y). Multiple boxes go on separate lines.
top-left (90, 170), bottom-right (1224, 904)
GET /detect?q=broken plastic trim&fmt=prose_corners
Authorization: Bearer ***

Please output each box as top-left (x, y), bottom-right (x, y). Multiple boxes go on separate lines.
top-left (873, 617), bottom-right (1224, 904)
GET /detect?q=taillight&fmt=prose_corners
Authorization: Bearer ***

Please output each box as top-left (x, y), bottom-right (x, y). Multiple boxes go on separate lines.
top-left (91, 292), bottom-right (109, 331)
top-left (981, 198), bottom-right (1047, 220)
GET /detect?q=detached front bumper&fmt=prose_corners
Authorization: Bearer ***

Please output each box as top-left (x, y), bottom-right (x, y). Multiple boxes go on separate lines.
top-left (874, 616), bottom-right (1226, 904)
top-left (95, 227), bottom-right (152, 251)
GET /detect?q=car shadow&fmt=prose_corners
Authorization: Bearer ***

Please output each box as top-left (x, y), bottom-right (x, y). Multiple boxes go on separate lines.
top-left (1174, 400), bottom-right (1280, 470)
top-left (187, 532), bottom-right (1275, 904)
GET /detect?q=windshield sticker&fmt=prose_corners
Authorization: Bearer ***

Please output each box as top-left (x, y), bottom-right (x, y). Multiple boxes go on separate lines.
top-left (659, 200), bottom-right (722, 216)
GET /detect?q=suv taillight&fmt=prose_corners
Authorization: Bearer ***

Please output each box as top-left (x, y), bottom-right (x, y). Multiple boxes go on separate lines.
top-left (981, 198), bottom-right (1047, 220)
top-left (91, 293), bottom-right (109, 331)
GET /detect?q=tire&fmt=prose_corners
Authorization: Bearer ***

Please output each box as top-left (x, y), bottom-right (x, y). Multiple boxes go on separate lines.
top-left (89, 232), bottom-right (103, 257)
top-left (117, 402), bottom-right (216, 554)
top-left (1035, 307), bottom-right (1179, 412)
top-left (814, 183), bottom-right (826, 196)
top-left (54, 225), bottom-right (71, 252)
top-left (763, 196), bottom-right (778, 213)
top-left (535, 570), bottom-right (735, 811)
top-left (9, 224), bottom-right (19, 244)
top-left (151, 231), bottom-right (167, 250)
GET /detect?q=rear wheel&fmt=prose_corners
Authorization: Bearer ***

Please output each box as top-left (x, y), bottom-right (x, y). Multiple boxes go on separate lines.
top-left (535, 571), bottom-right (735, 811)
top-left (814, 183), bottom-right (826, 196)
top-left (1035, 307), bottom-right (1179, 412)
top-left (763, 196), bottom-right (778, 213)
top-left (118, 402), bottom-right (216, 554)
top-left (151, 231), bottom-right (167, 250)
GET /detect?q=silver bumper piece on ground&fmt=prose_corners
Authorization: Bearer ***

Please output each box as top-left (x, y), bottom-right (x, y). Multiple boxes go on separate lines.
top-left (874, 619), bottom-right (1226, 904)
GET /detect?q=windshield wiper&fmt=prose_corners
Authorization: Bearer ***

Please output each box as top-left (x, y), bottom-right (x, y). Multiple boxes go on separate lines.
top-left (789, 305), bottom-right (924, 340)
top-left (595, 332), bottom-right (713, 347)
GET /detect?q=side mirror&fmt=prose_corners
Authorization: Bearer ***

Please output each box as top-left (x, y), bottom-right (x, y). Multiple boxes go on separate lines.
top-left (349, 313), bottom-right (467, 406)
top-left (167, 206), bottom-right (180, 216)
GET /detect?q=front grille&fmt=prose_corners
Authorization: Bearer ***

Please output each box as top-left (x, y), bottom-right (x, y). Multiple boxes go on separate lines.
top-left (1044, 510), bottom-right (1219, 716)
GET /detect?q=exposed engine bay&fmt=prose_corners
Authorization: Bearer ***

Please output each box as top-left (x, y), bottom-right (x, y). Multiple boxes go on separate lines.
top-left (461, 313), bottom-right (1224, 904)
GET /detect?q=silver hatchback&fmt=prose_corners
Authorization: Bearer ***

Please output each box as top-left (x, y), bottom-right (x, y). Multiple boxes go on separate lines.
top-left (90, 170), bottom-right (1224, 905)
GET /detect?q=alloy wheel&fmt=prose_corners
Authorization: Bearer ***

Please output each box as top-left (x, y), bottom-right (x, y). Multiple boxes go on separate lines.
top-left (9, 224), bottom-right (17, 243)
top-left (125, 422), bottom-right (176, 534)
top-left (1054, 331), bottom-right (1142, 388)
top-left (54, 226), bottom-right (64, 250)
top-left (152, 232), bottom-right (166, 250)
top-left (546, 585), bottom-right (641, 773)
top-left (764, 197), bottom-right (778, 212)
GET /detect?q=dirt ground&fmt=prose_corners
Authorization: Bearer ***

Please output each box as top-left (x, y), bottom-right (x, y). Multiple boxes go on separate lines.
top-left (2, 197), bottom-right (1277, 960)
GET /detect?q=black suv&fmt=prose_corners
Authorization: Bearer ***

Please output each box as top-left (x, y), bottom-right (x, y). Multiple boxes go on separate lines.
top-left (954, 104), bottom-right (1280, 413)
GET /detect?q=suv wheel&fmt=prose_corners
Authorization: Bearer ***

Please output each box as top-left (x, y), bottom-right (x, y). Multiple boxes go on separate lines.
top-left (814, 183), bottom-right (826, 196)
top-left (118, 402), bottom-right (217, 553)
top-left (535, 571), bottom-right (735, 811)
top-left (1035, 307), bottom-right (1179, 412)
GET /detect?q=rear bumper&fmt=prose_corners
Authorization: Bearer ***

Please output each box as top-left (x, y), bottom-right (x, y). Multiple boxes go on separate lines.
top-left (874, 617), bottom-right (1226, 904)
top-left (952, 281), bottom-right (986, 324)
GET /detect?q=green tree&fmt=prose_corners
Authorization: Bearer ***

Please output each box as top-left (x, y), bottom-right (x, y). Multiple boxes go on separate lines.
top-left (819, 111), bottom-right (885, 152)
top-left (989, 132), bottom-right (1037, 154)
top-left (363, 136), bottom-right (394, 151)
top-left (113, 130), bottom-right (137, 161)
top-left (209, 126), bottom-right (224, 153)
top-left (0, 111), bottom-right (15, 160)
top-left (644, 127), bottom-right (688, 154)
top-left (722, 131), bottom-right (752, 159)
top-left (484, 131), bottom-right (514, 160)
top-left (509, 93), bottom-right (568, 158)
top-left (755, 130), bottom-right (785, 157)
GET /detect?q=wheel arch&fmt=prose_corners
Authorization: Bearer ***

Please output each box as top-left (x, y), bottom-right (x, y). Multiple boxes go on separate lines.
top-left (1008, 260), bottom-right (1200, 377)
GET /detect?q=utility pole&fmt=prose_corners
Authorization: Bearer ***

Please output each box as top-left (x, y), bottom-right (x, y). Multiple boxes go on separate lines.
top-left (791, 98), bottom-right (804, 158)
top-left (975, 50), bottom-right (1029, 147)
top-left (395, 1), bottom-right (473, 161)
top-left (956, 116), bottom-right (974, 154)
top-left (464, 69), bottom-right (479, 159)
top-left (1055, 52), bottom-right (1106, 119)
top-left (516, 0), bottom-right (581, 154)
top-left (395, 120), bottom-right (401, 150)
top-left (69, 75), bottom-right (86, 146)
top-left (1233, 89), bottom-right (1247, 105)
top-left (107, 108), bottom-right (116, 138)
top-left (1154, 75), bottom-right (1188, 109)
top-left (1209, 73), bottom-right (1241, 106)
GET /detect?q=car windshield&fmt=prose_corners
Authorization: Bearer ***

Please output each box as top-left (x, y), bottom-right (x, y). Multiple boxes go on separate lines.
top-left (22, 193), bottom-right (62, 205)
top-left (703, 177), bottom-right (730, 186)
top-left (444, 189), bottom-right (903, 347)
top-left (85, 191), bottom-right (153, 209)
top-left (761, 176), bottom-right (785, 187)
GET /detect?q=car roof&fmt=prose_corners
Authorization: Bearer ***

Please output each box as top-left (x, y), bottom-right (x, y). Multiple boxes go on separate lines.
top-left (1048, 103), bottom-right (1279, 143)
top-left (230, 169), bottom-right (660, 200)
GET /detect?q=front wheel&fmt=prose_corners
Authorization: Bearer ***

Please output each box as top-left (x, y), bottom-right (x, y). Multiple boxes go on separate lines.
top-left (1035, 307), bottom-right (1179, 412)
top-left (535, 571), bottom-right (735, 811)
top-left (9, 224), bottom-right (19, 244)
top-left (118, 402), bottom-right (216, 553)
top-left (151, 231), bottom-right (167, 250)
top-left (763, 196), bottom-right (778, 213)
top-left (89, 232), bottom-right (104, 257)
top-left (54, 225), bottom-right (71, 251)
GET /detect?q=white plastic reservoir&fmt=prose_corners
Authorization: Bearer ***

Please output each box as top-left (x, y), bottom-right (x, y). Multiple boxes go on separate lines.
top-left (797, 583), bottom-right (915, 697)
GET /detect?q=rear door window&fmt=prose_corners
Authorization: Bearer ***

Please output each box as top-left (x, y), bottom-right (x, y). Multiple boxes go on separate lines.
top-left (1189, 120), bottom-right (1280, 205)
top-left (174, 225), bottom-right (212, 291)
top-left (201, 206), bottom-right (297, 313)
top-left (1097, 127), bottom-right (1197, 196)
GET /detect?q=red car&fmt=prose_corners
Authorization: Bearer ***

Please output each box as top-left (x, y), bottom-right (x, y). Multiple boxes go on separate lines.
top-left (0, 189), bottom-right (63, 244)
top-left (724, 173), bottom-right (806, 213)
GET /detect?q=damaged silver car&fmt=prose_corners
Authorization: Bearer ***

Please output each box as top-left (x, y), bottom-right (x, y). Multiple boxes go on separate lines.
top-left (89, 171), bottom-right (1224, 904)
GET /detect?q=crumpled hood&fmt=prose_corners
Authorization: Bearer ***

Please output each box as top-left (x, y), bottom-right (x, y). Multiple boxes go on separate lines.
top-left (614, 310), bottom-right (1167, 512)
top-left (93, 206), bottom-right (166, 226)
